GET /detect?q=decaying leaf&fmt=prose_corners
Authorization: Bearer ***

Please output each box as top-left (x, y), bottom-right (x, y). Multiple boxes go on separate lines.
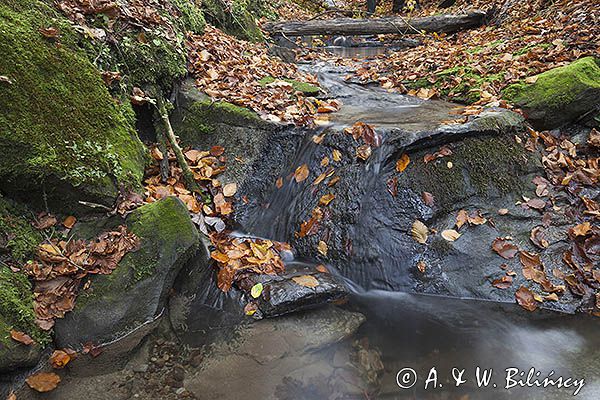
top-left (456, 210), bottom-right (468, 229)
top-left (492, 275), bottom-right (513, 289)
top-left (62, 216), bottom-right (77, 229)
top-left (332, 149), bottom-right (342, 162)
top-left (276, 177), bottom-right (284, 188)
top-left (421, 192), bottom-right (434, 207)
top-left (515, 286), bottom-right (538, 312)
top-left (319, 193), bottom-right (335, 206)
top-left (292, 275), bottom-right (320, 288)
top-left (570, 222), bottom-right (591, 237)
top-left (356, 144), bottom-right (372, 161)
top-left (441, 229), bottom-right (461, 242)
top-left (417, 260), bottom-right (426, 273)
top-left (492, 238), bottom-right (518, 259)
top-left (10, 330), bottom-right (34, 346)
top-left (411, 220), bottom-right (428, 244)
top-left (316, 264), bottom-right (328, 273)
top-left (26, 372), bottom-right (61, 393)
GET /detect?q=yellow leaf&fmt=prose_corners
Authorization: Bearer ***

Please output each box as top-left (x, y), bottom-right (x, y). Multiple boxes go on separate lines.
top-left (396, 154), bottom-right (410, 172)
top-left (250, 283), bottom-right (263, 299)
top-left (332, 149), bottom-right (342, 162)
top-left (294, 164), bottom-right (309, 183)
top-left (411, 220), bottom-right (428, 244)
top-left (319, 193), bottom-right (335, 206)
top-left (441, 229), bottom-right (461, 241)
top-left (317, 240), bottom-right (328, 256)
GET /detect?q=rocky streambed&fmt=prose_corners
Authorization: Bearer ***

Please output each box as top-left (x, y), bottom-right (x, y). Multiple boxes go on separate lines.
top-left (3, 54), bottom-right (600, 400)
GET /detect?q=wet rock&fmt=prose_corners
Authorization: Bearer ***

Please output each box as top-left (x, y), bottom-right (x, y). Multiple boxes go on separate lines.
top-left (503, 57), bottom-right (600, 130)
top-left (184, 306), bottom-right (366, 400)
top-left (54, 197), bottom-right (199, 352)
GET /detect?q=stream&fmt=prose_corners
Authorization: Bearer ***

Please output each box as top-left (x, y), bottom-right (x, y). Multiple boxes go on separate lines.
top-left (13, 50), bottom-right (600, 400)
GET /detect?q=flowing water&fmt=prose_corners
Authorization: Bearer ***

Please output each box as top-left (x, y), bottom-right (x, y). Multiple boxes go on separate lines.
top-left (11, 52), bottom-right (600, 400)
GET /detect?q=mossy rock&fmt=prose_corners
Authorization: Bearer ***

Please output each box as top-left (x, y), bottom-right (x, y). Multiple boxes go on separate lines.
top-left (503, 57), bottom-right (600, 130)
top-left (259, 76), bottom-right (321, 96)
top-left (54, 197), bottom-right (199, 348)
top-left (0, 1), bottom-right (148, 213)
top-left (202, 0), bottom-right (271, 41)
top-left (0, 265), bottom-right (50, 372)
top-left (172, 78), bottom-right (269, 145)
top-left (0, 196), bottom-right (41, 264)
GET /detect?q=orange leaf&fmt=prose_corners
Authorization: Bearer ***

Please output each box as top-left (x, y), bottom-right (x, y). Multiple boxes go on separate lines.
top-left (395, 154), bottom-right (410, 172)
top-left (26, 372), bottom-right (61, 393)
top-left (294, 164), bottom-right (309, 183)
top-left (50, 350), bottom-right (71, 369)
top-left (62, 216), bottom-right (77, 229)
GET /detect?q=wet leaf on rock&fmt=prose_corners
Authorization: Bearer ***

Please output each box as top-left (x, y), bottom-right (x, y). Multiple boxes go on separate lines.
top-left (49, 350), bottom-right (71, 369)
top-left (515, 286), bottom-right (538, 312)
top-left (492, 238), bottom-right (518, 259)
top-left (317, 240), bottom-right (328, 256)
top-left (250, 283), bottom-right (263, 299)
top-left (26, 372), bottom-right (61, 392)
top-left (396, 154), bottom-right (410, 172)
top-left (492, 275), bottom-right (513, 289)
top-left (294, 164), bottom-right (309, 183)
top-left (411, 220), bottom-right (428, 244)
top-left (441, 229), bottom-right (461, 241)
top-left (292, 275), bottom-right (319, 288)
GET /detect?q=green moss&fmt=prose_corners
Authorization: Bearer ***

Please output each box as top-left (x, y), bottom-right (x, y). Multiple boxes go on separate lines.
top-left (171, 0), bottom-right (206, 33)
top-left (259, 76), bottom-right (321, 95)
top-left (0, 266), bottom-right (49, 347)
top-left (403, 134), bottom-right (531, 212)
top-left (503, 57), bottom-right (600, 109)
top-left (0, 1), bottom-right (147, 207)
top-left (175, 95), bottom-right (263, 145)
top-left (202, 0), bottom-right (268, 41)
top-left (0, 197), bottom-right (41, 263)
top-left (76, 197), bottom-right (199, 307)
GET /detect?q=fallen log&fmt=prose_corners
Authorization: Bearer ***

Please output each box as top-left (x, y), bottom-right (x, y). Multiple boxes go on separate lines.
top-left (264, 10), bottom-right (486, 36)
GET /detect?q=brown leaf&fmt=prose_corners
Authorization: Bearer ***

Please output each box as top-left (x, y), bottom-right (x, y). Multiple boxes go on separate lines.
top-left (356, 144), bottom-right (372, 161)
top-left (10, 330), bottom-right (34, 346)
top-left (62, 216), bottom-right (77, 229)
top-left (530, 226), bottom-right (549, 248)
top-left (570, 222), bottom-right (591, 237)
top-left (526, 198), bottom-right (546, 210)
top-left (292, 275), bottom-right (320, 288)
top-left (456, 210), bottom-right (468, 229)
top-left (515, 286), bottom-right (538, 312)
top-left (492, 238), bottom-right (518, 259)
top-left (210, 146), bottom-right (225, 157)
top-left (332, 149), bottom-right (342, 162)
top-left (39, 27), bottom-right (59, 38)
top-left (26, 372), bottom-right (61, 392)
top-left (417, 260), bottom-right (426, 273)
top-left (492, 275), bottom-right (513, 289)
top-left (276, 177), bottom-right (284, 189)
top-left (395, 154), bottom-right (410, 172)
top-left (421, 192), bottom-right (434, 207)
top-left (294, 164), bottom-right (309, 183)
top-left (316, 264), bottom-right (328, 273)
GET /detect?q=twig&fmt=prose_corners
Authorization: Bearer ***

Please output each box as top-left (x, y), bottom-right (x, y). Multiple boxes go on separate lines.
top-left (78, 200), bottom-right (113, 212)
top-left (153, 96), bottom-right (200, 193)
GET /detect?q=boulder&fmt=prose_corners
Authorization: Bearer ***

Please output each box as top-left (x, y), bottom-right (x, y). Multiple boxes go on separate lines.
top-left (54, 197), bottom-right (199, 349)
top-left (0, 1), bottom-right (148, 213)
top-left (503, 57), bottom-right (600, 130)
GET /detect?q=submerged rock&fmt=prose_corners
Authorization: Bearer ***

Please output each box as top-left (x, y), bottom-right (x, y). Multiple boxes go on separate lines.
top-left (184, 306), bottom-right (366, 400)
top-left (503, 57), bottom-right (600, 130)
top-left (54, 197), bottom-right (199, 350)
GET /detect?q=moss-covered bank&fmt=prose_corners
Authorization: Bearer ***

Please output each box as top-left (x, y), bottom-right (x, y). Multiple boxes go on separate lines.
top-left (503, 57), bottom-right (600, 129)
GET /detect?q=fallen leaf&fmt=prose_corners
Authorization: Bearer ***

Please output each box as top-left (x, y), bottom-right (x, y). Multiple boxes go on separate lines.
top-left (292, 275), bottom-right (320, 288)
top-left (570, 222), bottom-right (591, 237)
top-left (250, 283), bottom-right (263, 299)
top-left (515, 286), bottom-right (538, 312)
top-left (422, 192), bottom-right (434, 207)
top-left (492, 238), bottom-right (518, 259)
top-left (210, 146), bottom-right (225, 156)
top-left (222, 183), bottom-right (237, 197)
top-left (26, 372), bottom-right (61, 392)
top-left (294, 164), bottom-right (309, 183)
top-left (276, 177), bottom-right (283, 188)
top-left (411, 220), bottom-right (428, 244)
top-left (319, 193), bottom-right (335, 206)
top-left (417, 260), bottom-right (426, 273)
top-left (316, 264), bottom-right (329, 273)
top-left (332, 149), bottom-right (342, 162)
top-left (50, 350), bottom-right (71, 369)
top-left (456, 210), bottom-right (468, 229)
top-left (396, 154), bottom-right (410, 172)
top-left (62, 216), bottom-right (76, 229)
top-left (441, 229), bottom-right (461, 241)
top-left (244, 302), bottom-right (258, 316)
top-left (492, 275), bottom-right (513, 289)
top-left (498, 208), bottom-right (509, 215)
top-left (317, 240), bottom-right (328, 256)
top-left (10, 330), bottom-right (34, 346)
top-left (356, 144), bottom-right (372, 160)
